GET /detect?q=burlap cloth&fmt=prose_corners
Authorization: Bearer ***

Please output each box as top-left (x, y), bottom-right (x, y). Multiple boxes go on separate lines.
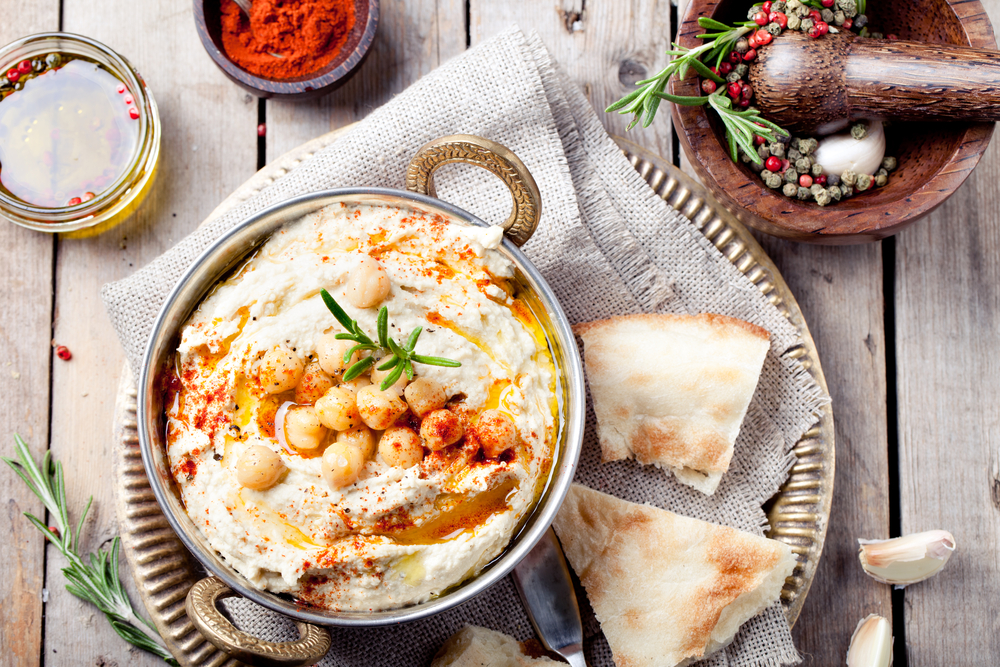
top-left (102, 27), bottom-right (825, 667)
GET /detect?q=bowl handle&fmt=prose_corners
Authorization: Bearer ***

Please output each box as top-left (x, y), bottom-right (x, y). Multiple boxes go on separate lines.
top-left (405, 134), bottom-right (542, 247)
top-left (185, 576), bottom-right (332, 666)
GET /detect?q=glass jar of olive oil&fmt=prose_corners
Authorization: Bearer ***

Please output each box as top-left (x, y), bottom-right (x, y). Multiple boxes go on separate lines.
top-left (0, 33), bottom-right (160, 235)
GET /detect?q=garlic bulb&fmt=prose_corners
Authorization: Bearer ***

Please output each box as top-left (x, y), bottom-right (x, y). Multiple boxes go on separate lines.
top-left (846, 614), bottom-right (893, 667)
top-left (858, 530), bottom-right (956, 587)
top-left (814, 120), bottom-right (886, 177)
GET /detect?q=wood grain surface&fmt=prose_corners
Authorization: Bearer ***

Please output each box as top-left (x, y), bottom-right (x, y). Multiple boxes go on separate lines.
top-left (894, 1), bottom-right (1000, 655)
top-left (469, 0), bottom-right (674, 162)
top-left (3, 0), bottom-right (1000, 665)
top-left (0, 8), bottom-right (59, 667)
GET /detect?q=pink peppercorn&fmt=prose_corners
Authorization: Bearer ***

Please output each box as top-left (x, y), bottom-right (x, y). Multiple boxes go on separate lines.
top-left (719, 61), bottom-right (733, 75)
top-left (769, 11), bottom-right (787, 28)
top-left (56, 345), bottom-right (72, 361)
top-left (765, 156), bottom-right (782, 172)
top-left (742, 48), bottom-right (757, 62)
top-left (815, 174), bottom-right (828, 186)
top-left (799, 174), bottom-right (814, 188)
top-left (701, 79), bottom-right (717, 94)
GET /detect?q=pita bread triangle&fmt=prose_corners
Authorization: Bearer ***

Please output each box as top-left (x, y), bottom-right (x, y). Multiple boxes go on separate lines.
top-left (552, 484), bottom-right (796, 667)
top-left (574, 313), bottom-right (770, 495)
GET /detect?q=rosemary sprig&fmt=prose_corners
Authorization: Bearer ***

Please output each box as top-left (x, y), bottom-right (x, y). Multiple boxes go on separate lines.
top-left (319, 289), bottom-right (460, 389)
top-left (607, 16), bottom-right (791, 162)
top-left (607, 17), bottom-right (753, 129)
top-left (652, 89), bottom-right (788, 163)
top-left (3, 434), bottom-right (177, 665)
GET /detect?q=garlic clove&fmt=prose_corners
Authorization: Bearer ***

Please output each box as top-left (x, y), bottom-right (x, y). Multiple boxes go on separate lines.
top-left (858, 530), bottom-right (956, 587)
top-left (846, 614), bottom-right (893, 667)
top-left (815, 119), bottom-right (886, 177)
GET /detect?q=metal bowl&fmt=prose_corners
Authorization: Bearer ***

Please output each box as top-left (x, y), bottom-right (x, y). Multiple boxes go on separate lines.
top-left (136, 136), bottom-right (585, 664)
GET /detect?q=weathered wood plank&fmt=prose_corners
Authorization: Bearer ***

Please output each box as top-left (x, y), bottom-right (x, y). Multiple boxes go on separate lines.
top-left (756, 237), bottom-right (893, 664)
top-left (895, 163), bottom-right (1000, 664)
top-left (267, 0), bottom-right (467, 161)
top-left (894, 0), bottom-right (1000, 657)
top-left (45, 0), bottom-right (258, 663)
top-left (0, 10), bottom-right (61, 667)
top-left (469, 0), bottom-right (674, 162)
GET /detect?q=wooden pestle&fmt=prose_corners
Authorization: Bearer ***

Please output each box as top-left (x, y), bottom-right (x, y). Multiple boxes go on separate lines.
top-left (747, 31), bottom-right (1000, 133)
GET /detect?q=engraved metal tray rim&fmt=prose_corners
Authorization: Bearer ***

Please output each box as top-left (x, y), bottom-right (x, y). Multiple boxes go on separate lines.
top-left (112, 130), bottom-right (835, 666)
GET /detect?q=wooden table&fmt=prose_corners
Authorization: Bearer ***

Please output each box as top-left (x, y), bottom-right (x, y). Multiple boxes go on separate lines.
top-left (1, 1), bottom-right (996, 665)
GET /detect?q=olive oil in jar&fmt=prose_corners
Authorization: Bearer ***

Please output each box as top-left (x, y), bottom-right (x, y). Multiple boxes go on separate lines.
top-left (0, 56), bottom-right (140, 208)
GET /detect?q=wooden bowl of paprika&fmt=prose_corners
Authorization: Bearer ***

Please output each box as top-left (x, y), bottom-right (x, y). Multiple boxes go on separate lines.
top-left (194, 0), bottom-right (378, 100)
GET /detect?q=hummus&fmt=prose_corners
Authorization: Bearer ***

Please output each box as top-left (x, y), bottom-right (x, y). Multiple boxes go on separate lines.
top-left (165, 200), bottom-right (556, 612)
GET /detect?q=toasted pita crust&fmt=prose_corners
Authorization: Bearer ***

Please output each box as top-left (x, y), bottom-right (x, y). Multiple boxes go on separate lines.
top-left (552, 484), bottom-right (796, 667)
top-left (575, 313), bottom-right (770, 495)
top-left (431, 625), bottom-right (563, 667)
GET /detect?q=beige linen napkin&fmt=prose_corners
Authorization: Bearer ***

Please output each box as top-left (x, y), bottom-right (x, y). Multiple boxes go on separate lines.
top-left (103, 26), bottom-right (822, 667)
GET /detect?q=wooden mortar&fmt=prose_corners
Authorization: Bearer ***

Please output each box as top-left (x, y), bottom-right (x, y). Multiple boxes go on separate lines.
top-left (671, 0), bottom-right (996, 243)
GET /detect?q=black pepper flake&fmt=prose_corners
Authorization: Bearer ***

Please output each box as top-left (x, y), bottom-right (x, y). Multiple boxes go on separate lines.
top-left (344, 508), bottom-right (351, 513)
top-left (213, 453), bottom-right (222, 461)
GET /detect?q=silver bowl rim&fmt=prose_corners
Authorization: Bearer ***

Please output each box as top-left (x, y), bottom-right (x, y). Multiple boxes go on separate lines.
top-left (137, 187), bottom-right (585, 627)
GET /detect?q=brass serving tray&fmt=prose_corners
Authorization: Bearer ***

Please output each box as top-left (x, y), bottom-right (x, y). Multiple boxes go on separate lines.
top-left (112, 131), bottom-right (834, 666)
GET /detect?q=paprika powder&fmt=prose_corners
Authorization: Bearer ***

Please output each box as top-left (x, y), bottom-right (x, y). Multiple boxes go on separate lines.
top-left (220, 0), bottom-right (355, 80)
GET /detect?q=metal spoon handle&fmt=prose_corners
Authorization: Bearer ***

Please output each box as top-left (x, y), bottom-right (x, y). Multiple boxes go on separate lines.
top-left (512, 528), bottom-right (588, 666)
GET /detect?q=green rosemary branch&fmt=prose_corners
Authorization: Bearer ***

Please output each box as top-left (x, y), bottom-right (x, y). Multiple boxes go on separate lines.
top-left (651, 89), bottom-right (788, 163)
top-left (607, 15), bottom-right (792, 163)
top-left (607, 17), bottom-right (753, 130)
top-left (3, 434), bottom-right (177, 665)
top-left (320, 289), bottom-right (460, 389)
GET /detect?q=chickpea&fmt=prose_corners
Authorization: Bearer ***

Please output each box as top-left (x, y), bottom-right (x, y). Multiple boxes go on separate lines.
top-left (476, 409), bottom-right (517, 459)
top-left (236, 444), bottom-right (286, 490)
top-left (294, 361), bottom-right (334, 404)
top-left (378, 427), bottom-right (424, 469)
top-left (356, 385), bottom-right (408, 430)
top-left (283, 406), bottom-right (327, 450)
top-left (419, 409), bottom-right (464, 451)
top-left (345, 255), bottom-right (391, 309)
top-left (337, 425), bottom-right (376, 460)
top-left (322, 441), bottom-right (365, 489)
top-left (315, 333), bottom-right (364, 379)
top-left (259, 344), bottom-right (304, 394)
top-left (340, 375), bottom-right (372, 393)
top-left (370, 360), bottom-right (409, 393)
top-left (404, 378), bottom-right (447, 417)
top-left (315, 386), bottom-right (362, 431)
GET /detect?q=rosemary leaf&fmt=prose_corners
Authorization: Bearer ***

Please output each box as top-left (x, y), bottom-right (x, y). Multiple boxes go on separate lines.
top-left (377, 354), bottom-right (400, 371)
top-left (654, 92), bottom-right (711, 106)
top-left (697, 17), bottom-right (732, 31)
top-left (320, 288), bottom-right (355, 333)
top-left (410, 354), bottom-right (463, 367)
top-left (380, 363), bottom-right (405, 391)
top-left (343, 356), bottom-right (375, 382)
top-left (688, 57), bottom-right (725, 83)
top-left (377, 307), bottom-right (389, 348)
